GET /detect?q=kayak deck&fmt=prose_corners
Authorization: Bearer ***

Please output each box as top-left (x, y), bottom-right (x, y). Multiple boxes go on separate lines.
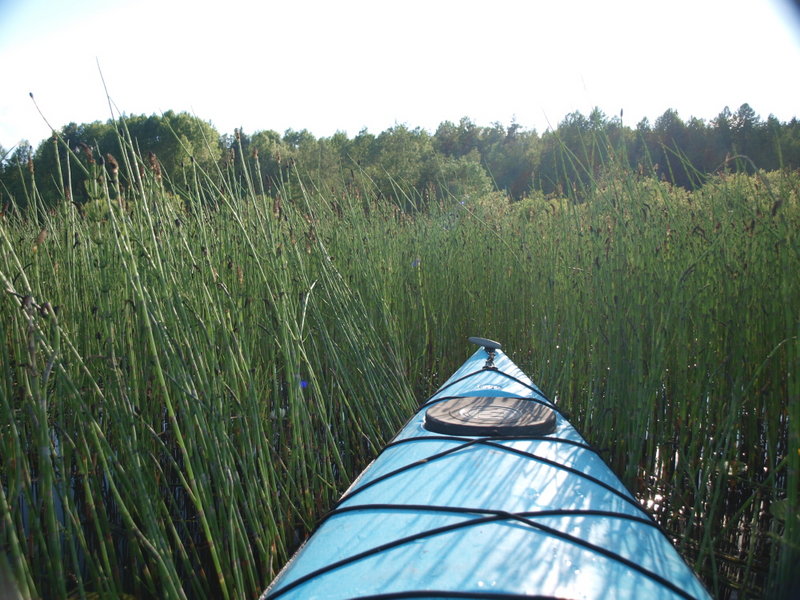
top-left (262, 345), bottom-right (711, 600)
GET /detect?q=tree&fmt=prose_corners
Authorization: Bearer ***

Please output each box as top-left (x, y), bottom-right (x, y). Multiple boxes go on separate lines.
top-left (730, 103), bottom-right (760, 169)
top-left (432, 120), bottom-right (460, 157)
top-left (283, 129), bottom-right (316, 150)
top-left (778, 117), bottom-right (800, 169)
top-left (711, 107), bottom-right (734, 169)
top-left (26, 120), bottom-right (116, 206)
top-left (122, 111), bottom-right (222, 182)
top-left (481, 122), bottom-right (539, 200)
top-left (732, 103), bottom-right (758, 135)
top-left (683, 117), bottom-right (712, 183)
top-left (537, 111), bottom-right (596, 197)
top-left (370, 125), bottom-right (435, 207)
top-left (347, 128), bottom-right (376, 167)
top-left (163, 111), bottom-right (223, 176)
top-left (653, 109), bottom-right (690, 186)
top-left (431, 149), bottom-right (493, 200)
top-left (0, 141), bottom-right (35, 213)
top-left (432, 117), bottom-right (480, 158)
top-left (20, 112), bottom-right (224, 208)
top-left (250, 129), bottom-right (289, 192)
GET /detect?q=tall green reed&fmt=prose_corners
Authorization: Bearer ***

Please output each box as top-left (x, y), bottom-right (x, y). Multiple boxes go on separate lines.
top-left (1, 127), bottom-right (797, 599)
top-left (312, 159), bottom-right (798, 598)
top-left (0, 132), bottom-right (415, 598)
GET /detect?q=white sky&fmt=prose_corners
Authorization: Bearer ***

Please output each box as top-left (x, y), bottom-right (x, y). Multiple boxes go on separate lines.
top-left (1, 0), bottom-right (799, 152)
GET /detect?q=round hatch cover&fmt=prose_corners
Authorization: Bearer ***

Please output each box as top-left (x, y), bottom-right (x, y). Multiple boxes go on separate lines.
top-left (424, 396), bottom-right (556, 436)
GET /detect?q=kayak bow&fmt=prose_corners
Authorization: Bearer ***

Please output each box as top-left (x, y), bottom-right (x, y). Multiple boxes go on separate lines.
top-left (261, 338), bottom-right (711, 600)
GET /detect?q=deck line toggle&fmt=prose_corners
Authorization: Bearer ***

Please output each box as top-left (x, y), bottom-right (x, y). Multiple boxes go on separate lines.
top-left (468, 336), bottom-right (502, 369)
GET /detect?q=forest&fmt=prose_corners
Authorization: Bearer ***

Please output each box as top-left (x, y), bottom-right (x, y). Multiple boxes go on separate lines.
top-left (2, 102), bottom-right (800, 214)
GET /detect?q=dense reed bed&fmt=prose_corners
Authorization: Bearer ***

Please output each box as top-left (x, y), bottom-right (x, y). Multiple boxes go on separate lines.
top-left (1, 137), bottom-right (798, 599)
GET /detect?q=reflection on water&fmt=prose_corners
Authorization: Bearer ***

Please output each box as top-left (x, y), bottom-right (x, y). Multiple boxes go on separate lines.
top-left (637, 433), bottom-right (779, 598)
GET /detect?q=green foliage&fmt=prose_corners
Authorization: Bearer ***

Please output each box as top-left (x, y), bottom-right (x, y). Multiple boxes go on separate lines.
top-left (0, 142), bottom-right (36, 213)
top-left (0, 132), bottom-right (798, 600)
top-left (368, 124), bottom-right (435, 206)
top-left (0, 112), bottom-right (222, 215)
top-left (431, 150), bottom-right (493, 199)
top-left (4, 104), bottom-right (800, 218)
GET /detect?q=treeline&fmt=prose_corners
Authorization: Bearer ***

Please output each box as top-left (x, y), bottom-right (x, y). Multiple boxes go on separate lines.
top-left (2, 103), bottom-right (799, 213)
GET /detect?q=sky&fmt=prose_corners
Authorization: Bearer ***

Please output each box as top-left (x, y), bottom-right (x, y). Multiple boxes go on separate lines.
top-left (1, 0), bottom-right (799, 153)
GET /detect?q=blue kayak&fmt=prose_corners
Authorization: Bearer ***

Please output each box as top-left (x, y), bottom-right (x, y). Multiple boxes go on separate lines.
top-left (261, 338), bottom-right (711, 600)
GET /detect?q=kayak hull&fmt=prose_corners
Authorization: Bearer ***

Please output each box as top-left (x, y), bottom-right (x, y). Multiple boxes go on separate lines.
top-left (262, 346), bottom-right (711, 600)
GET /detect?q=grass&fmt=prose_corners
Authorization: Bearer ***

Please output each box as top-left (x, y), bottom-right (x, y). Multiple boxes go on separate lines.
top-left (1, 133), bottom-right (798, 599)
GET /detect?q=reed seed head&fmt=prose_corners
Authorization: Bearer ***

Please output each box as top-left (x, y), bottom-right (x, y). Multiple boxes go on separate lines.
top-left (148, 151), bottom-right (162, 181)
top-left (105, 153), bottom-right (119, 178)
top-left (79, 142), bottom-right (95, 164)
